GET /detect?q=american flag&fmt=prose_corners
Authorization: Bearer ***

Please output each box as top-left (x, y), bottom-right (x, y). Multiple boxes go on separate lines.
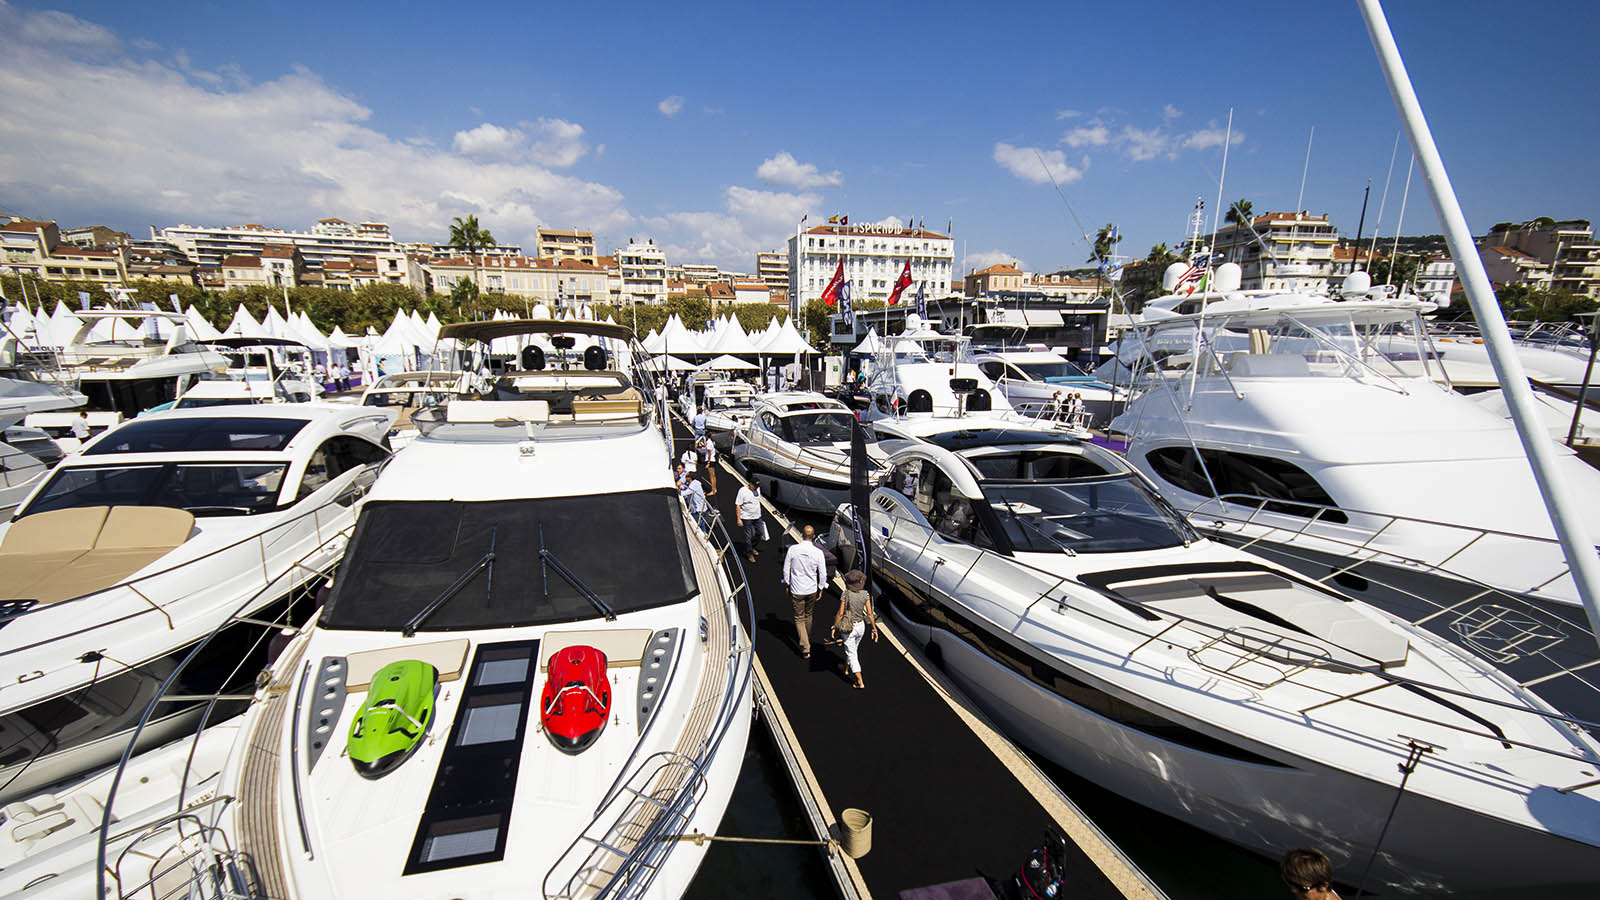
top-left (1176, 261), bottom-right (1207, 295)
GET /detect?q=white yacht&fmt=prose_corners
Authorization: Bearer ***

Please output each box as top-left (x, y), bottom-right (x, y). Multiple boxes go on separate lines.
top-left (44, 310), bottom-right (226, 418)
top-left (683, 379), bottom-right (757, 450)
top-left (859, 318), bottom-right (1090, 440)
top-left (358, 369), bottom-right (473, 450)
top-left (0, 404), bottom-right (394, 804)
top-left (1112, 271), bottom-right (1600, 618)
top-left (0, 372), bottom-right (83, 517)
top-left (732, 391), bottom-right (876, 512)
top-left (974, 349), bottom-right (1121, 428)
top-left (91, 319), bottom-right (753, 900)
top-left (832, 433), bottom-right (1600, 893)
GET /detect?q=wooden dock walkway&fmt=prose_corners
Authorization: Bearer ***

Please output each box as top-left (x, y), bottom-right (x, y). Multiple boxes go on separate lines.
top-left (673, 420), bottom-right (1165, 900)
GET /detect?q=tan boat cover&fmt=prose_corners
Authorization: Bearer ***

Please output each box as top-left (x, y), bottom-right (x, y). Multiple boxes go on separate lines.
top-left (0, 506), bottom-right (196, 605)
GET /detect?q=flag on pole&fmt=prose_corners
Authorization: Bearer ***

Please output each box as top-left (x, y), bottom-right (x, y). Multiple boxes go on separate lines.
top-left (819, 260), bottom-right (846, 306)
top-left (827, 215), bottom-right (839, 224)
top-left (886, 260), bottom-right (913, 306)
top-left (840, 215), bottom-right (848, 226)
top-left (840, 280), bottom-right (854, 329)
top-left (1176, 261), bottom-right (1208, 295)
top-left (168, 293), bottom-right (181, 313)
top-left (801, 214), bottom-right (808, 223)
top-left (914, 280), bottom-right (927, 318)
top-left (76, 291), bottom-right (90, 308)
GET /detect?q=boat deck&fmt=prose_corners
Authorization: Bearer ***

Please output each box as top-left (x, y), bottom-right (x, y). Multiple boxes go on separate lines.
top-left (679, 421), bottom-right (1163, 900)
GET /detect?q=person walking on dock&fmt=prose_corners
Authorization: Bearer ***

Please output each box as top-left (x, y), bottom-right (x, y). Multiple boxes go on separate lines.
top-left (831, 569), bottom-right (877, 689)
top-left (692, 407), bottom-right (707, 439)
top-left (783, 524), bottom-right (826, 660)
top-left (735, 478), bottom-right (763, 563)
top-left (695, 436), bottom-right (718, 497)
top-left (682, 473), bottom-right (709, 532)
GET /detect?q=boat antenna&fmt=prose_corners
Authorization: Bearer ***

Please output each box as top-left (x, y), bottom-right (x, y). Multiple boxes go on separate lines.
top-left (1286, 126), bottom-right (1315, 287)
top-left (1032, 147), bottom-right (1127, 314)
top-left (1367, 130), bottom-right (1402, 261)
top-left (1386, 154), bottom-right (1416, 287)
top-left (1360, 0), bottom-right (1600, 643)
top-left (1205, 107), bottom-right (1235, 266)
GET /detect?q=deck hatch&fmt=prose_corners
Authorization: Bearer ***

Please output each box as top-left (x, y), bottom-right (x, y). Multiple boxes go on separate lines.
top-left (403, 639), bottom-right (539, 875)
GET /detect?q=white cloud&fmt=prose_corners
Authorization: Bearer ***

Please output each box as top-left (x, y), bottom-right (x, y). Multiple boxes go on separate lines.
top-left (451, 122), bottom-right (526, 161)
top-left (992, 142), bottom-right (1082, 185)
top-left (645, 186), bottom-right (817, 267)
top-left (1162, 103), bottom-right (1182, 122)
top-left (966, 249), bottom-right (1025, 272)
top-left (657, 95), bottom-right (684, 117)
top-left (1055, 108), bottom-right (1081, 120)
top-left (526, 117), bottom-right (588, 168)
top-left (756, 151), bottom-right (843, 189)
top-left (0, 17), bottom-right (630, 254)
top-left (1180, 124), bottom-right (1244, 151)
top-left (1120, 126), bottom-right (1169, 161)
top-left (9, 6), bottom-right (119, 49)
top-left (1064, 124), bottom-right (1109, 148)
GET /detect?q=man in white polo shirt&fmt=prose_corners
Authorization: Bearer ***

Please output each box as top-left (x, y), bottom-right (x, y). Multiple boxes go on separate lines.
top-left (782, 524), bottom-right (827, 660)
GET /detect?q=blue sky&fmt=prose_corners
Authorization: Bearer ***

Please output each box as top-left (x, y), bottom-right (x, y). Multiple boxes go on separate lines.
top-left (2, 1), bottom-right (1596, 276)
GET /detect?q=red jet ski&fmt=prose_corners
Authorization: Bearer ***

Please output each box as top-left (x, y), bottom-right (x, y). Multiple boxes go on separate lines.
top-left (541, 645), bottom-right (611, 754)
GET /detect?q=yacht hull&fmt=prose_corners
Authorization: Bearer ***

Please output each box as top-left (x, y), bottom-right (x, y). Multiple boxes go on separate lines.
top-left (881, 583), bottom-right (1600, 894)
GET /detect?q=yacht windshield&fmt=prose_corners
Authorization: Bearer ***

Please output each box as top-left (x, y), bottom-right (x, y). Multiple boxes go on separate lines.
top-left (363, 390), bottom-right (453, 408)
top-left (982, 475), bottom-right (1196, 554)
top-left (708, 393), bottom-right (752, 410)
top-left (781, 412), bottom-right (855, 445)
top-left (1014, 361), bottom-right (1090, 382)
top-left (24, 463), bottom-right (288, 517)
top-left (322, 490), bottom-right (696, 632)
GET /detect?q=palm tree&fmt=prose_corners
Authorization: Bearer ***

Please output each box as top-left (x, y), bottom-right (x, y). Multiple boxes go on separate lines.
top-left (1146, 243), bottom-right (1178, 268)
top-left (448, 214), bottom-right (496, 318)
top-left (1089, 223), bottom-right (1120, 296)
top-left (1223, 199), bottom-right (1254, 227)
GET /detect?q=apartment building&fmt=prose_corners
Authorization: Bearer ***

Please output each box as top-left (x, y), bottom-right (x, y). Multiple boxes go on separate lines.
top-left (1478, 245), bottom-right (1554, 291)
top-left (1, 219), bottom-right (127, 285)
top-left (428, 255), bottom-right (610, 306)
top-left (964, 262), bottom-right (1025, 296)
top-left (159, 218), bottom-right (396, 268)
top-left (616, 238), bottom-right (668, 305)
top-left (1211, 211), bottom-right (1338, 292)
top-left (1025, 272), bottom-right (1102, 300)
top-left (756, 250), bottom-right (788, 292)
top-left (535, 227), bottom-right (597, 263)
top-left (787, 223), bottom-right (954, 306)
top-left (1477, 220), bottom-right (1600, 297)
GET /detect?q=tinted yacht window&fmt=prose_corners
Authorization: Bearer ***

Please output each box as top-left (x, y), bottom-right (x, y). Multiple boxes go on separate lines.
top-left (84, 417), bottom-right (308, 454)
top-left (1145, 447), bottom-right (1347, 524)
top-left (323, 489), bottom-right (696, 632)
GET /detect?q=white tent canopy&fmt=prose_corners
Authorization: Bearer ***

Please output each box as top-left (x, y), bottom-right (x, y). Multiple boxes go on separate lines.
top-left (850, 327), bottom-right (883, 356)
top-left (184, 305), bottom-right (223, 342)
top-left (698, 353), bottom-right (759, 371)
top-left (643, 354), bottom-right (697, 372)
top-left (224, 304), bottom-right (268, 339)
top-left (762, 317), bottom-right (816, 355)
top-left (706, 317), bottom-right (761, 355)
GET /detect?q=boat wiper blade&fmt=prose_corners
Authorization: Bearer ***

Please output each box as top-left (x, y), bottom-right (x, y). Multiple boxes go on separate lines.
top-left (403, 527), bottom-right (497, 637)
top-left (539, 524), bottom-right (616, 621)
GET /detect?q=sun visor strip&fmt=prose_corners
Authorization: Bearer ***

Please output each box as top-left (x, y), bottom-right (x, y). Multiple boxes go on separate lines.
top-left (403, 639), bottom-right (539, 876)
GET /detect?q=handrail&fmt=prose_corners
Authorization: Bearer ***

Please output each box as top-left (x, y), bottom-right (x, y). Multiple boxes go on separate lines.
top-left (866, 505), bottom-right (1600, 765)
top-left (543, 462), bottom-right (755, 900)
top-left (94, 514), bottom-right (359, 899)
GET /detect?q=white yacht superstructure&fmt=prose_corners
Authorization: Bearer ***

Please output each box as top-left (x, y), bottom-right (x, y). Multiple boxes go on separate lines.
top-left (90, 319), bottom-right (753, 900)
top-left (833, 434), bottom-right (1600, 893)
top-left (732, 391), bottom-right (876, 512)
top-left (0, 405), bottom-right (394, 804)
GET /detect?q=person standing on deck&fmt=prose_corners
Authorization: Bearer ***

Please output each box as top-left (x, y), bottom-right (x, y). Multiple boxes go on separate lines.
top-left (782, 524), bottom-right (826, 660)
top-left (70, 411), bottom-right (90, 442)
top-left (692, 407), bottom-right (707, 439)
top-left (831, 569), bottom-right (877, 689)
top-left (735, 478), bottom-right (763, 563)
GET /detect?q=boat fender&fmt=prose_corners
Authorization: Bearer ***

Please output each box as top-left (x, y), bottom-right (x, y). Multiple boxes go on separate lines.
top-left (542, 645), bottom-right (611, 754)
top-left (348, 659), bottom-right (437, 779)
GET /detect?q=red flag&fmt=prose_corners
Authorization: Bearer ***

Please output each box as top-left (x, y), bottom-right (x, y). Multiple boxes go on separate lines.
top-left (819, 260), bottom-right (846, 306)
top-left (886, 259), bottom-right (913, 306)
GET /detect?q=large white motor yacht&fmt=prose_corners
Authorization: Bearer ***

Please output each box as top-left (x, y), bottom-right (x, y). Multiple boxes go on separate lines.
top-left (357, 369), bottom-right (473, 450)
top-left (0, 372), bottom-right (83, 517)
top-left (0, 404), bottom-right (394, 803)
top-left (833, 432), bottom-right (1600, 893)
top-left (974, 349), bottom-right (1119, 428)
top-left (732, 391), bottom-right (877, 512)
top-left (682, 378), bottom-right (757, 450)
top-left (1112, 272), bottom-right (1600, 620)
top-left (93, 320), bottom-right (753, 900)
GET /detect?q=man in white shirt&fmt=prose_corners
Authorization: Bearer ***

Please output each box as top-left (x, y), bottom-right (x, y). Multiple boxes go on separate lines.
top-left (692, 408), bottom-right (707, 438)
top-left (782, 524), bottom-right (827, 659)
top-left (680, 446), bottom-right (697, 476)
top-left (682, 474), bottom-right (709, 531)
top-left (734, 478), bottom-right (762, 563)
top-left (70, 411), bottom-right (90, 441)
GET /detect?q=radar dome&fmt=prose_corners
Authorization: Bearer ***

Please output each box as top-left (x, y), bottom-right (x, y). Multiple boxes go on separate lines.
top-left (1162, 262), bottom-right (1189, 292)
top-left (1212, 262), bottom-right (1242, 293)
top-left (1342, 270), bottom-right (1372, 296)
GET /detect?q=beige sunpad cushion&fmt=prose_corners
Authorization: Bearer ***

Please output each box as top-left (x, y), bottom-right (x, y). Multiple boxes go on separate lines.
top-left (541, 628), bottom-right (654, 670)
top-left (0, 506), bottom-right (195, 605)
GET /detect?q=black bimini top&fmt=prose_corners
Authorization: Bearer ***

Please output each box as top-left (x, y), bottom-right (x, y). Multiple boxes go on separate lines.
top-left (84, 416), bottom-right (310, 455)
top-left (923, 428), bottom-right (1081, 453)
top-left (322, 489), bottom-right (696, 632)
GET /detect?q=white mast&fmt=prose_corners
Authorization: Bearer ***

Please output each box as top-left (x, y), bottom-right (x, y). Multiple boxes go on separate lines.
top-left (1359, 0), bottom-right (1600, 640)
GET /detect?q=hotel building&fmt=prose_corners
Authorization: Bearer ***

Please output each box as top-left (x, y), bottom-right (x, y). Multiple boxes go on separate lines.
top-left (786, 223), bottom-right (954, 307)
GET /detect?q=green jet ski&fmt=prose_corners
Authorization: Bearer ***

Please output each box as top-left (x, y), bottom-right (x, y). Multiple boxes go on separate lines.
top-left (348, 659), bottom-right (437, 779)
